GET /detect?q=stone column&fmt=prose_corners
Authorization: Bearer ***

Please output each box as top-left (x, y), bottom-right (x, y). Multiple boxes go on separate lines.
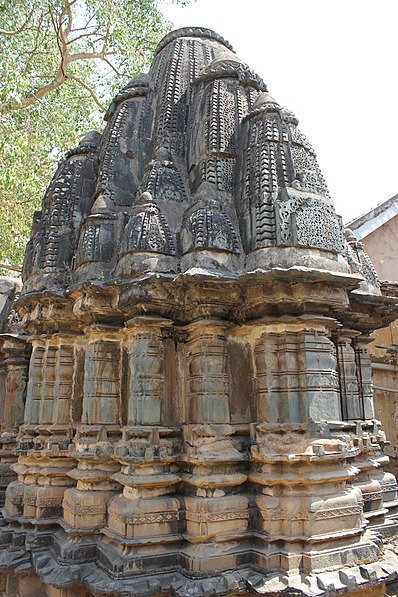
top-left (251, 319), bottom-right (367, 575)
top-left (0, 336), bottom-right (29, 507)
top-left (182, 320), bottom-right (248, 573)
top-left (187, 320), bottom-right (229, 424)
top-left (23, 341), bottom-right (45, 426)
top-left (63, 326), bottom-right (121, 531)
top-left (334, 334), bottom-right (396, 529)
top-left (106, 317), bottom-right (182, 568)
top-left (353, 335), bottom-right (374, 420)
top-left (334, 329), bottom-right (363, 420)
top-left (5, 340), bottom-right (44, 518)
top-left (126, 317), bottom-right (167, 426)
top-left (2, 337), bottom-right (29, 433)
top-left (6, 337), bottom-right (76, 522)
top-left (255, 319), bottom-right (341, 424)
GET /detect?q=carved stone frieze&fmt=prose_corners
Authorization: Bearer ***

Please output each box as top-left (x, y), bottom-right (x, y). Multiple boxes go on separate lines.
top-left (2, 26), bottom-right (398, 597)
top-left (276, 188), bottom-right (346, 252)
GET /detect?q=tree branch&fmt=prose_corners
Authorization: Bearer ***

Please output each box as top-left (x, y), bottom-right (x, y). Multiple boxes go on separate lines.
top-left (101, 16), bottom-right (112, 54)
top-left (0, 10), bottom-right (34, 36)
top-left (0, 67), bottom-right (67, 112)
top-left (67, 75), bottom-right (106, 110)
top-left (67, 27), bottom-right (100, 46)
top-left (102, 56), bottom-right (122, 76)
top-left (58, 0), bottom-right (77, 40)
top-left (1, 0), bottom-right (127, 114)
top-left (68, 50), bottom-right (116, 63)
top-left (0, 263), bottom-right (22, 273)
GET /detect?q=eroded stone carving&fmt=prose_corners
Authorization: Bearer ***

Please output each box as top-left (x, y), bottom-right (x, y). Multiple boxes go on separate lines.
top-left (345, 228), bottom-right (380, 288)
top-left (121, 194), bottom-right (176, 256)
top-left (1, 27), bottom-right (398, 597)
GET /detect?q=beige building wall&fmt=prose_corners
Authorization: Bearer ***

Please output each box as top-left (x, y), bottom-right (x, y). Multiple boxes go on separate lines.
top-left (360, 214), bottom-right (398, 477)
top-left (372, 363), bottom-right (398, 478)
top-left (361, 214), bottom-right (398, 281)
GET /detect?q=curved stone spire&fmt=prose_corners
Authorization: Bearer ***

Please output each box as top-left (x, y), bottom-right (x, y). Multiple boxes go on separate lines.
top-left (20, 26), bottom-right (365, 294)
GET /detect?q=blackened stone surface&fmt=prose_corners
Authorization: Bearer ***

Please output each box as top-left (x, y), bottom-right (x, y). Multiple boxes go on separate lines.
top-left (0, 277), bottom-right (21, 333)
top-left (20, 27), bottom-right (376, 295)
top-left (3, 27), bottom-right (398, 597)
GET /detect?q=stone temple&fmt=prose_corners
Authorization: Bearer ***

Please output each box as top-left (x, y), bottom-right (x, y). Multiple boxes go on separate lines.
top-left (1, 26), bottom-right (398, 597)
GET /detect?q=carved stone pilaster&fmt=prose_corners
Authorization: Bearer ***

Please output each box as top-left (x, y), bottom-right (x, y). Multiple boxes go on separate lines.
top-left (1, 338), bottom-right (29, 432)
top-left (23, 342), bottom-right (44, 426)
top-left (181, 321), bottom-right (248, 572)
top-left (254, 319), bottom-right (341, 424)
top-left (334, 329), bottom-right (363, 420)
top-left (186, 320), bottom-right (230, 424)
top-left (105, 317), bottom-right (182, 557)
top-left (125, 317), bottom-right (170, 425)
top-left (353, 335), bottom-right (375, 420)
top-left (0, 336), bottom-right (29, 506)
top-left (81, 335), bottom-right (121, 425)
top-left (62, 328), bottom-right (121, 532)
top-left (5, 337), bottom-right (76, 522)
top-left (332, 333), bottom-right (397, 532)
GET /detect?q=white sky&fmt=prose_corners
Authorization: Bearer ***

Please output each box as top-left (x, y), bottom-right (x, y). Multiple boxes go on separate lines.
top-left (160, 0), bottom-right (398, 223)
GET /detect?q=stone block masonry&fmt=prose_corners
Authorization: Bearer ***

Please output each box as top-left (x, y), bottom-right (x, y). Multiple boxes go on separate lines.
top-left (1, 27), bottom-right (398, 597)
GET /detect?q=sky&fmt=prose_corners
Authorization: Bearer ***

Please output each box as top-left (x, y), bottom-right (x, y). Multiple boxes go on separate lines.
top-left (160, 0), bottom-right (398, 224)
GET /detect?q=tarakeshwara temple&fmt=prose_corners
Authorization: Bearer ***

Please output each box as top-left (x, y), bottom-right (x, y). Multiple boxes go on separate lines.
top-left (1, 26), bottom-right (398, 597)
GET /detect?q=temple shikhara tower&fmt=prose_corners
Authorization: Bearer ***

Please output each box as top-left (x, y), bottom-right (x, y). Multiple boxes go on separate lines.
top-left (1, 27), bottom-right (398, 597)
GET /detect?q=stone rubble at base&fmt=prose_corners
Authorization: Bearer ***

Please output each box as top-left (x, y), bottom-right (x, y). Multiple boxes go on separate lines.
top-left (1, 26), bottom-right (398, 597)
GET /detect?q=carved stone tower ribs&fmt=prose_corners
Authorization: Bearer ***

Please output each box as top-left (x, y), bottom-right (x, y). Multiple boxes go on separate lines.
top-left (1, 27), bottom-right (398, 597)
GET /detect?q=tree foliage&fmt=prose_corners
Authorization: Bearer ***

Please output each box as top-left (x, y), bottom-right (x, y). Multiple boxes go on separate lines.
top-left (0, 0), bottom-right (183, 272)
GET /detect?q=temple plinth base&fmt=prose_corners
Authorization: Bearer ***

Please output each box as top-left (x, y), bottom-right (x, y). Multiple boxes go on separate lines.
top-left (62, 425), bottom-right (121, 532)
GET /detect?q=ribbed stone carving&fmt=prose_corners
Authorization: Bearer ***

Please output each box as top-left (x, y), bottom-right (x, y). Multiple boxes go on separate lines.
top-left (1, 27), bottom-right (398, 597)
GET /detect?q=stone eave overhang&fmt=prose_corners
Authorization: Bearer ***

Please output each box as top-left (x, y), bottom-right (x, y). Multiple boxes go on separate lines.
top-left (14, 267), bottom-right (367, 333)
top-left (345, 290), bottom-right (398, 332)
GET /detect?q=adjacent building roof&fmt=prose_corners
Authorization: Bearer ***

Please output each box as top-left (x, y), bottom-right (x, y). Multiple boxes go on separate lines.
top-left (347, 193), bottom-right (398, 240)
